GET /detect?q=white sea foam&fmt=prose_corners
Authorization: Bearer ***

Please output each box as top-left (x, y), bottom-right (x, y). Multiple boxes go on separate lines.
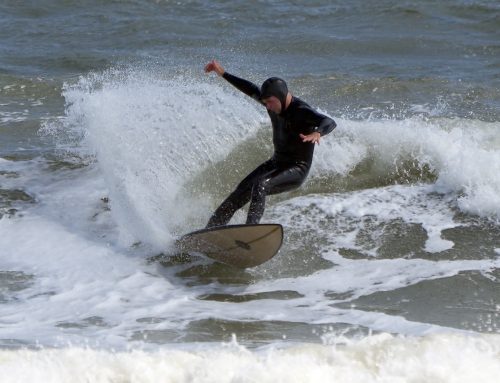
top-left (0, 333), bottom-right (499, 383)
top-left (313, 117), bottom-right (500, 219)
top-left (271, 184), bottom-right (458, 254)
top-left (0, 213), bottom-right (184, 348)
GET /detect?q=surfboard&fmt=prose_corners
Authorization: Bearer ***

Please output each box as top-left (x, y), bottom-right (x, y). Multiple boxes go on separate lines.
top-left (176, 224), bottom-right (283, 268)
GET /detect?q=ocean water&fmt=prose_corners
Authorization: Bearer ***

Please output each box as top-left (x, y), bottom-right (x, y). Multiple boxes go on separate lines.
top-left (1, 0), bottom-right (499, 381)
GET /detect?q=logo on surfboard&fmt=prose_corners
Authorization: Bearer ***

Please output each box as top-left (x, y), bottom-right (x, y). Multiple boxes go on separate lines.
top-left (234, 240), bottom-right (251, 251)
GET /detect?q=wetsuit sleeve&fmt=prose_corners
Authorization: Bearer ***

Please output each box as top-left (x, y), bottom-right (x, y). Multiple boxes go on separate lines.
top-left (316, 115), bottom-right (337, 136)
top-left (222, 72), bottom-right (263, 104)
top-left (300, 106), bottom-right (337, 136)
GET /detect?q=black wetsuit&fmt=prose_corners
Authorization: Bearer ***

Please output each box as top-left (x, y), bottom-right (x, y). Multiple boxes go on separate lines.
top-left (206, 72), bottom-right (336, 228)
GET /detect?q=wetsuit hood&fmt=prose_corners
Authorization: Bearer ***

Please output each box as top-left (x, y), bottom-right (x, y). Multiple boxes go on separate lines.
top-left (261, 77), bottom-right (288, 112)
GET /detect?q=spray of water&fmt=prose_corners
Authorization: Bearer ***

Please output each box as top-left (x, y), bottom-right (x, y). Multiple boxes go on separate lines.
top-left (60, 69), bottom-right (265, 248)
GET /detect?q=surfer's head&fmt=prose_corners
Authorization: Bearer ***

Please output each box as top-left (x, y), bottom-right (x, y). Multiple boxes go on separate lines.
top-left (261, 77), bottom-right (289, 114)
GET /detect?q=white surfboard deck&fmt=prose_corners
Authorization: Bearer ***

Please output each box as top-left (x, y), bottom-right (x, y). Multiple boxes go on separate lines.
top-left (176, 224), bottom-right (283, 268)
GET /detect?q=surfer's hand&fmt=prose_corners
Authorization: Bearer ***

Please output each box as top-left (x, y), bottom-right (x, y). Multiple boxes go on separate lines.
top-left (300, 132), bottom-right (321, 145)
top-left (204, 60), bottom-right (225, 77)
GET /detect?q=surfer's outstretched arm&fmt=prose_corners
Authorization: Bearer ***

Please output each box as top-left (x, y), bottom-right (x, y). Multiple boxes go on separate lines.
top-left (205, 60), bottom-right (262, 103)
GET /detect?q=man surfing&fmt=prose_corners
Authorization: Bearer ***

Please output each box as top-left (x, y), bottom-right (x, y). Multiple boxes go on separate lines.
top-left (204, 60), bottom-right (336, 228)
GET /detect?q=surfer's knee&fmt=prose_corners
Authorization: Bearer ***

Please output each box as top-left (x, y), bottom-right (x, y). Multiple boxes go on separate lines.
top-left (252, 177), bottom-right (270, 197)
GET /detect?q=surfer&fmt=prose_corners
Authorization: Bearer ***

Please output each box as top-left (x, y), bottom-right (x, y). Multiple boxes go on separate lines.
top-left (204, 60), bottom-right (336, 228)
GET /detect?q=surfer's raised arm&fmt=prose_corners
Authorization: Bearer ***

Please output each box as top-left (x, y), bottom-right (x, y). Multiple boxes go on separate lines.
top-left (205, 60), bottom-right (262, 103)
